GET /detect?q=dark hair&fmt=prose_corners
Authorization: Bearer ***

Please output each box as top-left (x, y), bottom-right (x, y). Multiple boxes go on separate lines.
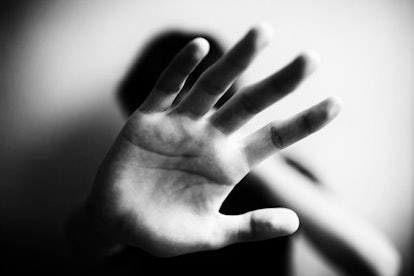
top-left (117, 30), bottom-right (237, 116)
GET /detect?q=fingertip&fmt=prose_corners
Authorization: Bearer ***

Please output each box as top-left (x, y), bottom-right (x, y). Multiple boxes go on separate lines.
top-left (298, 50), bottom-right (321, 77)
top-left (252, 208), bottom-right (300, 238)
top-left (254, 22), bottom-right (275, 39)
top-left (250, 22), bottom-right (275, 48)
top-left (305, 97), bottom-right (343, 131)
top-left (192, 37), bottom-right (210, 57)
top-left (272, 208), bottom-right (300, 235)
top-left (324, 96), bottom-right (344, 119)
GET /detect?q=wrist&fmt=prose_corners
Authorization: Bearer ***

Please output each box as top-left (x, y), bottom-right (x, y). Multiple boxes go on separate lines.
top-left (67, 203), bottom-right (125, 260)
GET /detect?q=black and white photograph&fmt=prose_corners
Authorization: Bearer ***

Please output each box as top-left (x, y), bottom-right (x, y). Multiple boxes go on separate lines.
top-left (1, 1), bottom-right (413, 275)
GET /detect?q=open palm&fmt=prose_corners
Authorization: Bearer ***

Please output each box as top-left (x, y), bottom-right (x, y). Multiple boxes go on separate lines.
top-left (86, 23), bottom-right (341, 257)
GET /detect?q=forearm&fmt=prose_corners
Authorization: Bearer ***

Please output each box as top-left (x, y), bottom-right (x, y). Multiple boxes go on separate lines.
top-left (253, 157), bottom-right (401, 276)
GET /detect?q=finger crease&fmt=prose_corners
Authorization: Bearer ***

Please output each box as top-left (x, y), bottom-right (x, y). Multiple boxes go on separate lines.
top-left (270, 125), bottom-right (284, 150)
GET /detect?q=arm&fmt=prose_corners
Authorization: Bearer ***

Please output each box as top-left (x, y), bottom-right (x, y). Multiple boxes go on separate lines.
top-left (67, 23), bottom-right (342, 259)
top-left (253, 156), bottom-right (401, 276)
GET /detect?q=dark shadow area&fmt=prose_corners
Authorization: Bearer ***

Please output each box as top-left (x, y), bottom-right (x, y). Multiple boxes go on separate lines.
top-left (0, 112), bottom-right (119, 275)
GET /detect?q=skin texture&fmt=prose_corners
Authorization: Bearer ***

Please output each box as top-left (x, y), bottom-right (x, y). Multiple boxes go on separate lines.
top-left (85, 23), bottom-right (342, 258)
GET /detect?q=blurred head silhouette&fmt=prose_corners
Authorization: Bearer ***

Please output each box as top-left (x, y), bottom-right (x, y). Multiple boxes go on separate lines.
top-left (117, 30), bottom-right (238, 117)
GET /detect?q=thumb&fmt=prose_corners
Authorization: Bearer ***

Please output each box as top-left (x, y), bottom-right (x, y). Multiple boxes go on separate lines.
top-left (213, 208), bottom-right (299, 249)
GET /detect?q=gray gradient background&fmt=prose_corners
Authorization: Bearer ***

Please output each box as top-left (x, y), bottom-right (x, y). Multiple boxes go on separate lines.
top-left (0, 0), bottom-right (413, 275)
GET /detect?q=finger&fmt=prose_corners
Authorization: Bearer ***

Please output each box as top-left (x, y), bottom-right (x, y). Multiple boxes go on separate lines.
top-left (212, 208), bottom-right (299, 249)
top-left (172, 23), bottom-right (274, 118)
top-left (242, 97), bottom-right (342, 167)
top-left (210, 51), bottom-right (320, 134)
top-left (138, 38), bottom-right (209, 113)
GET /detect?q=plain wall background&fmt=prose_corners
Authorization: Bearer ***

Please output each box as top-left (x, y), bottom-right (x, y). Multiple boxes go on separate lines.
top-left (1, 0), bottom-right (413, 275)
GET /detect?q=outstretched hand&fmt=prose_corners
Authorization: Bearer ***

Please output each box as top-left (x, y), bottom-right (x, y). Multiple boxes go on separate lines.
top-left (86, 23), bottom-right (342, 257)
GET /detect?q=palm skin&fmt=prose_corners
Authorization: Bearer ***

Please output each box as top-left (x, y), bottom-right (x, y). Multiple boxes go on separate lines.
top-left (85, 23), bottom-right (341, 258)
top-left (89, 111), bottom-right (253, 257)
